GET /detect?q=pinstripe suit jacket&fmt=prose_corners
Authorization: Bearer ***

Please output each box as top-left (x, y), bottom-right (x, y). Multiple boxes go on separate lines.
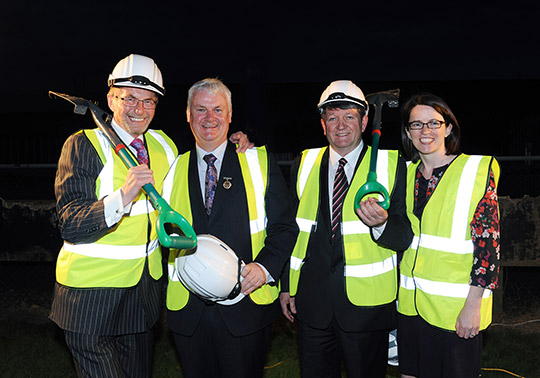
top-left (49, 130), bottom-right (169, 335)
top-left (167, 142), bottom-right (298, 337)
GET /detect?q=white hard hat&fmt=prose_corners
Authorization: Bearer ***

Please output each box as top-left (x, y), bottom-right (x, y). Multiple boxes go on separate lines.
top-left (108, 54), bottom-right (165, 96)
top-left (317, 80), bottom-right (368, 114)
top-left (388, 329), bottom-right (399, 366)
top-left (175, 234), bottom-right (245, 306)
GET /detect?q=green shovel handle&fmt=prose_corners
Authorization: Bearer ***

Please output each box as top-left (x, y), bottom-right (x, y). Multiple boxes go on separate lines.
top-left (354, 171), bottom-right (390, 211)
top-left (151, 193), bottom-right (197, 249)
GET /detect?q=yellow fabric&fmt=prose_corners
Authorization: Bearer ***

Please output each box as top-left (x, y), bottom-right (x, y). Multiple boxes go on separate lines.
top-left (290, 146), bottom-right (400, 306)
top-left (398, 154), bottom-right (499, 331)
top-left (56, 129), bottom-right (177, 288)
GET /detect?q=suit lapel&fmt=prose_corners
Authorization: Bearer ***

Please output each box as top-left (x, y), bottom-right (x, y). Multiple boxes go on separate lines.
top-left (319, 149), bottom-right (331, 232)
top-left (208, 142), bottom-right (241, 220)
top-left (188, 149), bottom-right (208, 232)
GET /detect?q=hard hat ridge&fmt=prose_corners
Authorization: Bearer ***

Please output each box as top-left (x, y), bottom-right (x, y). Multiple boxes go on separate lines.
top-left (317, 80), bottom-right (368, 114)
top-left (108, 54), bottom-right (165, 96)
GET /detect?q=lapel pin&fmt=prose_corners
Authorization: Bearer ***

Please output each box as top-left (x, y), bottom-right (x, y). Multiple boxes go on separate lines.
top-left (223, 177), bottom-right (232, 190)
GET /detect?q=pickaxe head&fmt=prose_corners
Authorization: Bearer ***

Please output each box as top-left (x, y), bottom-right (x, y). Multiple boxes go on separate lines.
top-left (366, 88), bottom-right (400, 108)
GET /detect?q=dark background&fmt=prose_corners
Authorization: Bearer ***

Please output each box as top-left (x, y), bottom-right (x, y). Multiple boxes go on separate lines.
top-left (2, 2), bottom-right (540, 165)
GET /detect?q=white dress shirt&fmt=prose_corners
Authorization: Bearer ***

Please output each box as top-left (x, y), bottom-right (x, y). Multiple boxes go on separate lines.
top-left (327, 141), bottom-right (386, 239)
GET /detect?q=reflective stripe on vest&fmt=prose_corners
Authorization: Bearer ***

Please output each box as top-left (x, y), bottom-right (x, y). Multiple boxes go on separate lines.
top-left (290, 146), bottom-right (400, 306)
top-left (398, 154), bottom-right (499, 331)
top-left (55, 128), bottom-right (177, 288)
top-left (165, 147), bottom-right (276, 310)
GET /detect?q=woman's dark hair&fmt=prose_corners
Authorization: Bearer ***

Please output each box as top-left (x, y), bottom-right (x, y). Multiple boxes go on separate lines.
top-left (400, 93), bottom-right (461, 162)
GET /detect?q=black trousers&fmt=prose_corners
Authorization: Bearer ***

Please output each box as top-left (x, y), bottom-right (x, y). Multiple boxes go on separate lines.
top-left (64, 329), bottom-right (154, 378)
top-left (398, 314), bottom-right (483, 378)
top-left (172, 305), bottom-right (272, 378)
top-left (297, 317), bottom-right (389, 378)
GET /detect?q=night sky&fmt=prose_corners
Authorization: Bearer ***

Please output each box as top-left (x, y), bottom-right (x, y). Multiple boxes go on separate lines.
top-left (3, 2), bottom-right (540, 162)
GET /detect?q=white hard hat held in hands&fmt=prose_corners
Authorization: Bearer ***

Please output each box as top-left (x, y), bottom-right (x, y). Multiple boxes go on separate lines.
top-left (175, 234), bottom-right (245, 306)
top-left (108, 54), bottom-right (165, 96)
top-left (317, 80), bottom-right (368, 114)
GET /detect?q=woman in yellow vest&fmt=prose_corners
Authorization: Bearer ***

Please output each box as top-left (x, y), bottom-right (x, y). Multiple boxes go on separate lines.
top-left (397, 93), bottom-right (500, 378)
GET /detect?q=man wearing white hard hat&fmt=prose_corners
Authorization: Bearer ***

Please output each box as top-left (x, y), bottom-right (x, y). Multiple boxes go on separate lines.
top-left (49, 56), bottom-right (252, 377)
top-left (162, 78), bottom-right (298, 378)
top-left (280, 80), bottom-right (413, 377)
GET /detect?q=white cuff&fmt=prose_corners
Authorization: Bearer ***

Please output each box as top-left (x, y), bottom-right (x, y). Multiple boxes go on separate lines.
top-left (371, 221), bottom-right (387, 240)
top-left (255, 262), bottom-right (274, 284)
top-left (103, 189), bottom-right (132, 227)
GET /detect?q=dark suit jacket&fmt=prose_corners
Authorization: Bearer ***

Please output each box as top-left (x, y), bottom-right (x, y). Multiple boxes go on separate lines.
top-left (49, 131), bottom-right (164, 335)
top-left (167, 142), bottom-right (298, 337)
top-left (284, 146), bottom-right (412, 332)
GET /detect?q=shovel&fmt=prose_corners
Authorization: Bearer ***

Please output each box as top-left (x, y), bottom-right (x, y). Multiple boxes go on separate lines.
top-left (49, 91), bottom-right (197, 250)
top-left (354, 89), bottom-right (400, 211)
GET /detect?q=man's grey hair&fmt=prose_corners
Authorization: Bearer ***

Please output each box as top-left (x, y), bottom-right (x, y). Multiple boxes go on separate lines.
top-left (187, 78), bottom-right (232, 112)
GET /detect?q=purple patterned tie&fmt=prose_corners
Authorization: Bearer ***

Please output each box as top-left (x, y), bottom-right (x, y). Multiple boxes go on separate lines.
top-left (203, 154), bottom-right (218, 215)
top-left (130, 138), bottom-right (149, 165)
top-left (331, 158), bottom-right (349, 240)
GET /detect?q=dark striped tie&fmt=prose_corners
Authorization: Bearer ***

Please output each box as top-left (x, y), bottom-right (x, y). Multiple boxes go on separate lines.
top-left (331, 158), bottom-right (349, 240)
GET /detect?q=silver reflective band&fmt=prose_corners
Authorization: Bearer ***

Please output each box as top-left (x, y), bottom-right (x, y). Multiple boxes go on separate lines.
top-left (296, 217), bottom-right (317, 233)
top-left (290, 256), bottom-right (303, 271)
top-left (410, 234), bottom-right (474, 255)
top-left (342, 220), bottom-right (370, 235)
top-left (400, 274), bottom-right (492, 299)
top-left (244, 148), bottom-right (268, 235)
top-left (63, 238), bottom-right (159, 260)
top-left (298, 148), bottom-right (323, 198)
top-left (345, 255), bottom-right (397, 278)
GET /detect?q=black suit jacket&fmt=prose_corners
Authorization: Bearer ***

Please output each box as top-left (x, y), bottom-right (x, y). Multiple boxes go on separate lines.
top-left (167, 142), bottom-right (298, 337)
top-left (285, 146), bottom-right (412, 332)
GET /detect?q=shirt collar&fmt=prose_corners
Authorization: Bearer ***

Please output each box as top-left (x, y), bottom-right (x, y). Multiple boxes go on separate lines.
top-left (110, 119), bottom-right (144, 145)
top-left (196, 140), bottom-right (227, 163)
top-left (329, 140), bottom-right (364, 169)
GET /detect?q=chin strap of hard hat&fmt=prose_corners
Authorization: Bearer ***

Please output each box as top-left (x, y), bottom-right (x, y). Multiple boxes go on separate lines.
top-left (226, 257), bottom-right (243, 300)
top-left (108, 75), bottom-right (166, 96)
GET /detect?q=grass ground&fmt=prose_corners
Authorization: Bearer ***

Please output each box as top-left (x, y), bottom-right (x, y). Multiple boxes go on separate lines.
top-left (0, 304), bottom-right (538, 378)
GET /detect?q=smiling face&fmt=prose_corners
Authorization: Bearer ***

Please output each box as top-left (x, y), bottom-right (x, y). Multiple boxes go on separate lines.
top-left (107, 87), bottom-right (157, 138)
top-left (405, 104), bottom-right (452, 160)
top-left (187, 89), bottom-right (232, 151)
top-left (321, 107), bottom-right (367, 156)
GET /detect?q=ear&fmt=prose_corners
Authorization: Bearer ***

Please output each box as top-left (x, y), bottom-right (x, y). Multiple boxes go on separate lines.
top-left (361, 114), bottom-right (368, 133)
top-left (445, 123), bottom-right (453, 137)
top-left (107, 93), bottom-right (116, 113)
top-left (405, 128), bottom-right (412, 140)
top-left (186, 107), bottom-right (191, 123)
top-left (320, 119), bottom-right (327, 135)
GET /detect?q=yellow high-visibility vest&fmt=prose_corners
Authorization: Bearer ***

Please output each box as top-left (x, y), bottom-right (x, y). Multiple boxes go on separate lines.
top-left (163, 147), bottom-right (278, 310)
top-left (289, 146), bottom-right (400, 306)
top-left (398, 154), bottom-right (500, 331)
top-left (56, 129), bottom-right (178, 288)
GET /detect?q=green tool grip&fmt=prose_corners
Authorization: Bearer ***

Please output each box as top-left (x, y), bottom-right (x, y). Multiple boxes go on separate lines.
top-left (354, 129), bottom-right (390, 211)
top-left (354, 172), bottom-right (390, 211)
top-left (116, 145), bottom-right (197, 250)
top-left (99, 121), bottom-right (197, 250)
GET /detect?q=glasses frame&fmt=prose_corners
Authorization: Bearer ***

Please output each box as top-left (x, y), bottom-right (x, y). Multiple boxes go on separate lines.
top-left (407, 119), bottom-right (446, 130)
top-left (114, 95), bottom-right (158, 109)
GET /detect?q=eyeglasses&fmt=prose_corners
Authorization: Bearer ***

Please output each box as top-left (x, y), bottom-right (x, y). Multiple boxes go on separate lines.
top-left (408, 119), bottom-right (445, 130)
top-left (114, 95), bottom-right (158, 109)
